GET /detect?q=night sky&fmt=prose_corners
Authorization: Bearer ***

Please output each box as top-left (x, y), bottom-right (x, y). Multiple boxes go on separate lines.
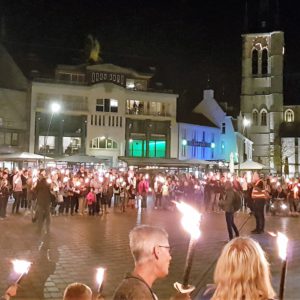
top-left (1, 0), bottom-right (300, 116)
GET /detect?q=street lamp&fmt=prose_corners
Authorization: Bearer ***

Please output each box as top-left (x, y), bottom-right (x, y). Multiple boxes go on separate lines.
top-left (43, 102), bottom-right (61, 167)
top-left (242, 118), bottom-right (251, 134)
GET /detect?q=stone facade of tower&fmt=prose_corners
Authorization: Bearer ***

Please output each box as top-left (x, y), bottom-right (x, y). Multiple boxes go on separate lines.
top-left (240, 31), bottom-right (284, 172)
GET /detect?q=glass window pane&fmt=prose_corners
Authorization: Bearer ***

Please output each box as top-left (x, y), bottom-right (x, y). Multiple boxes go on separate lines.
top-left (4, 133), bottom-right (11, 144)
top-left (0, 132), bottom-right (4, 144)
top-left (149, 140), bottom-right (155, 157)
top-left (156, 141), bottom-right (166, 158)
top-left (130, 140), bottom-right (143, 157)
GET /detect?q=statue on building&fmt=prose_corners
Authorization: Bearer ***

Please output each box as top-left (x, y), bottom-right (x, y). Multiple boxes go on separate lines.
top-left (85, 34), bottom-right (102, 64)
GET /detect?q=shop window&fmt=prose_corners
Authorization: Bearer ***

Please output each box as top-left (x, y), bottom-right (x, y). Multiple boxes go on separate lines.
top-left (149, 140), bottom-right (166, 158)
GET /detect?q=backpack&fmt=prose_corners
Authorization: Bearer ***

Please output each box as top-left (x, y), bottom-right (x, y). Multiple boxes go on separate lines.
top-left (233, 191), bottom-right (242, 212)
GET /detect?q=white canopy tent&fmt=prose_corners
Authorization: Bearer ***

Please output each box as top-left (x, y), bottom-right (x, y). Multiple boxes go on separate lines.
top-left (234, 159), bottom-right (268, 170)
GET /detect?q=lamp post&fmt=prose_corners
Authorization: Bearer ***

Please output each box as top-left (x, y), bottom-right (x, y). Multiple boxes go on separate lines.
top-left (43, 102), bottom-right (61, 167)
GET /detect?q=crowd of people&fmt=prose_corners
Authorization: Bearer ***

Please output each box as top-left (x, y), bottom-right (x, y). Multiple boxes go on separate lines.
top-left (0, 165), bottom-right (297, 298)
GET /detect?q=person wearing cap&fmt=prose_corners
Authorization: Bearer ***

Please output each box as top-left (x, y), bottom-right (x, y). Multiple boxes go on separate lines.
top-left (251, 179), bottom-right (268, 234)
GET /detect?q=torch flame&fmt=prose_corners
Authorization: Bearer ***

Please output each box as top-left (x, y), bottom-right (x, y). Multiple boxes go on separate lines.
top-left (96, 267), bottom-right (105, 287)
top-left (174, 201), bottom-right (201, 240)
top-left (12, 259), bottom-right (31, 275)
top-left (277, 232), bottom-right (288, 261)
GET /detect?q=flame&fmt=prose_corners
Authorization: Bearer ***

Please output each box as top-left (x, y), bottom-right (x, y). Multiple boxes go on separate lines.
top-left (277, 232), bottom-right (288, 260)
top-left (96, 267), bottom-right (105, 286)
top-left (12, 259), bottom-right (31, 274)
top-left (174, 201), bottom-right (201, 240)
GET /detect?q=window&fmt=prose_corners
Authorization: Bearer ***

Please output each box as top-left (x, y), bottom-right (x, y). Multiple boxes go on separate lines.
top-left (252, 49), bottom-right (258, 75)
top-left (90, 137), bottom-right (118, 149)
top-left (39, 136), bottom-right (55, 154)
top-left (261, 110), bottom-right (267, 126)
top-left (98, 115), bottom-right (101, 126)
top-left (262, 48), bottom-right (268, 75)
top-left (94, 115), bottom-right (97, 125)
top-left (96, 99), bottom-right (118, 113)
top-left (252, 110), bottom-right (258, 125)
top-left (221, 123), bottom-right (226, 134)
top-left (149, 140), bottom-right (166, 158)
top-left (91, 115), bottom-right (93, 125)
top-left (221, 141), bottom-right (225, 154)
top-left (129, 140), bottom-right (145, 157)
top-left (63, 137), bottom-right (81, 154)
top-left (285, 109), bottom-right (294, 122)
top-left (11, 133), bottom-right (18, 146)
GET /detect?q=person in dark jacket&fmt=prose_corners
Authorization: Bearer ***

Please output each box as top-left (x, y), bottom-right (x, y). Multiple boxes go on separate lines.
top-left (34, 169), bottom-right (52, 235)
top-left (0, 172), bottom-right (10, 219)
top-left (219, 181), bottom-right (239, 241)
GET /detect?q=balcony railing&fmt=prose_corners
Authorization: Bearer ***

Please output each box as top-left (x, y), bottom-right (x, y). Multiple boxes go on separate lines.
top-left (126, 108), bottom-right (171, 117)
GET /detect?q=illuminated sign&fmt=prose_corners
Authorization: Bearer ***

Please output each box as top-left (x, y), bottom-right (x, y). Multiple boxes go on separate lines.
top-left (187, 140), bottom-right (212, 147)
top-left (88, 72), bottom-right (126, 87)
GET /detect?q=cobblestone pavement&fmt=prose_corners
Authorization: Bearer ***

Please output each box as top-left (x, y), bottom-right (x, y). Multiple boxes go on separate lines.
top-left (0, 201), bottom-right (300, 300)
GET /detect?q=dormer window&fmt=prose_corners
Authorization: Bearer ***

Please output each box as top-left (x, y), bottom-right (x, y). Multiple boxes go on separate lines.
top-left (285, 109), bottom-right (294, 122)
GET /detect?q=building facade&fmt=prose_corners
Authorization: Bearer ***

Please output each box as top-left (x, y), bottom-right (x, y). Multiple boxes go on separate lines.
top-left (239, 28), bottom-right (300, 176)
top-left (179, 90), bottom-right (252, 165)
top-left (0, 44), bottom-right (30, 154)
top-left (30, 63), bottom-right (178, 167)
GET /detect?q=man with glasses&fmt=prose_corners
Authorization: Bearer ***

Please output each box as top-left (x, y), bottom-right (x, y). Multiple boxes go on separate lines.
top-left (113, 224), bottom-right (177, 299)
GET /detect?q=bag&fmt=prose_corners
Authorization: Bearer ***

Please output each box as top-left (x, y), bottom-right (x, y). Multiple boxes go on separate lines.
top-left (233, 191), bottom-right (242, 212)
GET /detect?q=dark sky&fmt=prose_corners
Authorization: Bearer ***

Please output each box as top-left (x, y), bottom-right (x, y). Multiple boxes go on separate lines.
top-left (1, 0), bottom-right (300, 115)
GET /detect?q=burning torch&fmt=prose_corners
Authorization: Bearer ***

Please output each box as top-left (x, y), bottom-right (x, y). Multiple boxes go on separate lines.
top-left (96, 267), bottom-right (105, 298)
top-left (277, 232), bottom-right (288, 300)
top-left (12, 259), bottom-right (31, 284)
top-left (173, 201), bottom-right (201, 293)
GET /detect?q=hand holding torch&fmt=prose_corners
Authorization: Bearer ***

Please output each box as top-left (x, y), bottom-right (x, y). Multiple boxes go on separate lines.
top-left (12, 259), bottom-right (31, 284)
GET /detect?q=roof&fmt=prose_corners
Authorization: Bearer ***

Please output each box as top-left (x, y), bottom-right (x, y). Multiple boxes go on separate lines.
top-left (118, 157), bottom-right (212, 168)
top-left (280, 122), bottom-right (300, 137)
top-left (178, 112), bottom-right (218, 128)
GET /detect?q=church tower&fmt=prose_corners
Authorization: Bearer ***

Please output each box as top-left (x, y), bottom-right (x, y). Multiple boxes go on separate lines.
top-left (240, 0), bottom-right (284, 171)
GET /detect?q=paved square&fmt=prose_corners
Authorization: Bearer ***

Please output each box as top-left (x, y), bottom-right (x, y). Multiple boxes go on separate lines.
top-left (0, 204), bottom-right (299, 300)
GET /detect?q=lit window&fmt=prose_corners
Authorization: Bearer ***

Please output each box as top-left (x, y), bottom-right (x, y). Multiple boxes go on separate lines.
top-left (96, 99), bottom-right (118, 113)
top-left (285, 109), bottom-right (294, 122)
top-left (90, 137), bottom-right (118, 149)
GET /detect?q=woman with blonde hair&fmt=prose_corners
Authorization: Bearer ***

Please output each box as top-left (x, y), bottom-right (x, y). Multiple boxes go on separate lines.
top-left (203, 237), bottom-right (276, 300)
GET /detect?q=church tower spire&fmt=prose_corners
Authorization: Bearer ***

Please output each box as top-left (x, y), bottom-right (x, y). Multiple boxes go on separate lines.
top-left (240, 1), bottom-right (284, 171)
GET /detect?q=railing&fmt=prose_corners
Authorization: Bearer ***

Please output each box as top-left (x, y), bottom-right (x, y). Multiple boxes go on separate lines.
top-left (126, 108), bottom-right (171, 117)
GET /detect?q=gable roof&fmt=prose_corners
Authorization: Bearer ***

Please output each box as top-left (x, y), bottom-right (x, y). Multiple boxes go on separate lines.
top-left (178, 112), bottom-right (219, 128)
top-left (0, 43), bottom-right (28, 90)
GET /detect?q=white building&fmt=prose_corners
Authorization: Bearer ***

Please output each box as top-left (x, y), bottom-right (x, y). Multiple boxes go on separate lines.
top-left (30, 63), bottom-right (178, 167)
top-left (179, 89), bottom-right (252, 165)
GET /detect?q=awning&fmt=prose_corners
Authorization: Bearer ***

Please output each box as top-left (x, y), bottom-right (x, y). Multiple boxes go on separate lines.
top-left (55, 154), bottom-right (104, 164)
top-left (0, 152), bottom-right (53, 162)
top-left (118, 157), bottom-right (212, 168)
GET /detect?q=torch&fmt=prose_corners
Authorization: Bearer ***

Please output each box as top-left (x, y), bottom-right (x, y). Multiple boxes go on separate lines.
top-left (277, 232), bottom-right (288, 300)
top-left (12, 259), bottom-right (31, 284)
top-left (96, 267), bottom-right (105, 297)
top-left (173, 201), bottom-right (201, 294)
